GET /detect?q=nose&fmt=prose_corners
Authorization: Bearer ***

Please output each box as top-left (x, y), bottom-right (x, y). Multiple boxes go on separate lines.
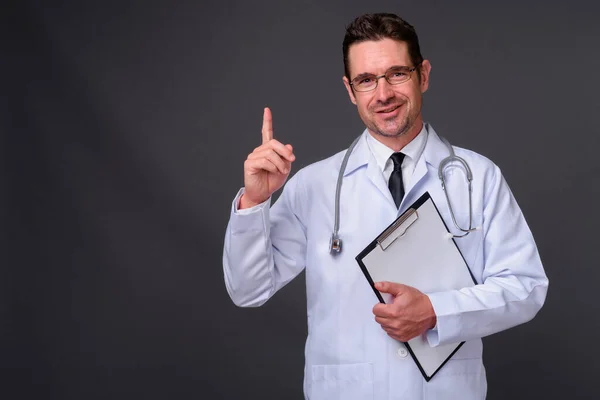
top-left (374, 76), bottom-right (395, 102)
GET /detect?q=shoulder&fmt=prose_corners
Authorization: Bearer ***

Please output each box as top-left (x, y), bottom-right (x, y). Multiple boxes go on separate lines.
top-left (425, 125), bottom-right (501, 180)
top-left (451, 145), bottom-right (501, 175)
top-left (448, 145), bottom-right (507, 198)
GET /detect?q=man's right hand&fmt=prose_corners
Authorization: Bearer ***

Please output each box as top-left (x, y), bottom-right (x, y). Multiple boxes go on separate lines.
top-left (239, 107), bottom-right (296, 209)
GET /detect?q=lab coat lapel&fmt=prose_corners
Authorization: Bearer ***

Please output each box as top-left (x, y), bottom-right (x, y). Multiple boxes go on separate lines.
top-left (343, 131), bottom-right (396, 206)
top-left (403, 123), bottom-right (449, 202)
top-left (422, 123), bottom-right (452, 171)
top-left (367, 157), bottom-right (396, 205)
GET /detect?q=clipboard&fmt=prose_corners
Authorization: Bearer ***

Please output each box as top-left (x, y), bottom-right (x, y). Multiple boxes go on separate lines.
top-left (355, 192), bottom-right (477, 382)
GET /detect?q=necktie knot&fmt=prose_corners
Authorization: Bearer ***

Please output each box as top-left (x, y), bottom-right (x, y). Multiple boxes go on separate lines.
top-left (390, 152), bottom-right (405, 171)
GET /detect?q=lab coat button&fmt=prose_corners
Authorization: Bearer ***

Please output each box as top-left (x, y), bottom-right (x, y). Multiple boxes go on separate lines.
top-left (397, 348), bottom-right (408, 358)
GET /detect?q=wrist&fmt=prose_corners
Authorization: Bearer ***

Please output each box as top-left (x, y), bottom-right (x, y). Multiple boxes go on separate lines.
top-left (429, 315), bottom-right (437, 330)
top-left (239, 193), bottom-right (263, 209)
top-left (425, 296), bottom-right (437, 330)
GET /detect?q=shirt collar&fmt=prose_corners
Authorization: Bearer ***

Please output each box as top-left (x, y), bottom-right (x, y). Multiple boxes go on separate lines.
top-left (365, 124), bottom-right (428, 173)
top-left (343, 123), bottom-right (447, 177)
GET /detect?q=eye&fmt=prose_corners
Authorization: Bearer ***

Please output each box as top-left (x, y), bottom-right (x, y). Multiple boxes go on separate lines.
top-left (386, 68), bottom-right (412, 83)
top-left (390, 70), bottom-right (409, 78)
top-left (357, 77), bottom-right (373, 85)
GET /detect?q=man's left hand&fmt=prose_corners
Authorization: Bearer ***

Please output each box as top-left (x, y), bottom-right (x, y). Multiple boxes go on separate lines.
top-left (372, 281), bottom-right (437, 342)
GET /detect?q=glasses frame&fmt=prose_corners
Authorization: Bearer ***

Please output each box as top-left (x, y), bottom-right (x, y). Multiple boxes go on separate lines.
top-left (349, 64), bottom-right (421, 92)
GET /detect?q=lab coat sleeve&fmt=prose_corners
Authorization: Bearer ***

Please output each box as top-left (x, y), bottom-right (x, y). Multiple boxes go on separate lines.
top-left (426, 165), bottom-right (549, 346)
top-left (223, 173), bottom-right (307, 307)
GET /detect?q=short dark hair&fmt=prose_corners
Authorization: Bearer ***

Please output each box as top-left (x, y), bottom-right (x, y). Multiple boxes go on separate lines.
top-left (343, 13), bottom-right (424, 80)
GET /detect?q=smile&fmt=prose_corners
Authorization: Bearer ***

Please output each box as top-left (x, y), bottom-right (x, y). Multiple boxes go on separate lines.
top-left (376, 105), bottom-right (401, 116)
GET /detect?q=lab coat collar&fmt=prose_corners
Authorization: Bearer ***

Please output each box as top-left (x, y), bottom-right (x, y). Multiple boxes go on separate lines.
top-left (403, 123), bottom-right (449, 197)
top-left (340, 130), bottom-right (393, 203)
top-left (421, 123), bottom-right (451, 170)
top-left (342, 129), bottom-right (372, 177)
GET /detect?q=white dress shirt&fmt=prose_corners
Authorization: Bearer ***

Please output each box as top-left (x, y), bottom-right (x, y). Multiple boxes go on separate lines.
top-left (365, 124), bottom-right (428, 191)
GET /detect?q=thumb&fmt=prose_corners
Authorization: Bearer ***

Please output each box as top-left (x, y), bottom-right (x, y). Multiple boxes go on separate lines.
top-left (374, 281), bottom-right (406, 296)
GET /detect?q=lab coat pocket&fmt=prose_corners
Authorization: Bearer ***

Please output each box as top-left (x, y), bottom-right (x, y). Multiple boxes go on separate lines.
top-left (424, 358), bottom-right (486, 400)
top-left (310, 362), bottom-right (374, 400)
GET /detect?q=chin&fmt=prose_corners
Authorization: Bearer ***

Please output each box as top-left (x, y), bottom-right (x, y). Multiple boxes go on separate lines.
top-left (372, 116), bottom-right (410, 136)
top-left (375, 123), bottom-right (410, 138)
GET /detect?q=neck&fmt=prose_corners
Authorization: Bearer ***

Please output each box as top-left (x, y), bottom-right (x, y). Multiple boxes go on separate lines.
top-left (368, 119), bottom-right (424, 152)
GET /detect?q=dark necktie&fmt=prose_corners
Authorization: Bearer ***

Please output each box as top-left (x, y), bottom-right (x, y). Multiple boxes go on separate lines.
top-left (388, 152), bottom-right (405, 208)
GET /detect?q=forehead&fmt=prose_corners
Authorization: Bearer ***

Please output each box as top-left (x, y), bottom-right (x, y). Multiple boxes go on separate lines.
top-left (347, 38), bottom-right (411, 77)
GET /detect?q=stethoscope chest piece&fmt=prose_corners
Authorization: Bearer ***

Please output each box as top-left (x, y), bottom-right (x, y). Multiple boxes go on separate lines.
top-left (329, 235), bottom-right (342, 254)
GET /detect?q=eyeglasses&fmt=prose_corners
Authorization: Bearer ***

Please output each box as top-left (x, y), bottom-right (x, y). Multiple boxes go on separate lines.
top-left (349, 65), bottom-right (419, 92)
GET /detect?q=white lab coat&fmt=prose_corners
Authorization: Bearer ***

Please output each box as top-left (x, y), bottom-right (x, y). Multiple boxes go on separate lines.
top-left (223, 124), bottom-right (548, 400)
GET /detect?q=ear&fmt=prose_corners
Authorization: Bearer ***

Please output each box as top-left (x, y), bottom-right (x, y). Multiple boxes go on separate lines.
top-left (419, 60), bottom-right (432, 94)
top-left (343, 76), bottom-right (357, 105)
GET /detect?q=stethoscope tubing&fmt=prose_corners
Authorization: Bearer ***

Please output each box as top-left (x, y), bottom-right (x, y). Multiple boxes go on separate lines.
top-left (330, 133), bottom-right (477, 254)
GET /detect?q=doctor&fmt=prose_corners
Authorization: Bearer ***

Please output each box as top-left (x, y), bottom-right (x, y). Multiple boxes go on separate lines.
top-left (223, 13), bottom-right (548, 400)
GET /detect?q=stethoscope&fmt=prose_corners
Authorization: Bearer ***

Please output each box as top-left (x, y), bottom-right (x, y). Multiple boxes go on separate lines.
top-left (329, 133), bottom-right (478, 254)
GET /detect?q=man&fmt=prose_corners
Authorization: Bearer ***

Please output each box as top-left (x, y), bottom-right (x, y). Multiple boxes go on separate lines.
top-left (223, 13), bottom-right (548, 400)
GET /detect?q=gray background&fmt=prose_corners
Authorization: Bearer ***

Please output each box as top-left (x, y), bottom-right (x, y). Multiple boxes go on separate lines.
top-left (3, 0), bottom-right (599, 399)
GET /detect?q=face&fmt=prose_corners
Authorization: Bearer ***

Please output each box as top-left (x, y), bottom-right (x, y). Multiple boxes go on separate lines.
top-left (343, 38), bottom-right (431, 141)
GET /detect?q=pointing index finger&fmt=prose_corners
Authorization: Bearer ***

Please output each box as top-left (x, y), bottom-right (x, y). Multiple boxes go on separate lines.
top-left (262, 107), bottom-right (273, 144)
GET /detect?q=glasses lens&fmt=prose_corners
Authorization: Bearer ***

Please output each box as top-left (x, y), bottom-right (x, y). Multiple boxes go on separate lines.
top-left (386, 67), bottom-right (412, 85)
top-left (352, 75), bottom-right (377, 92)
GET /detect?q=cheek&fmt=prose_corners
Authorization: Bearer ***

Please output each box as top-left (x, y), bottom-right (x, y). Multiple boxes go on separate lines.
top-left (360, 104), bottom-right (374, 120)
top-left (359, 97), bottom-right (374, 113)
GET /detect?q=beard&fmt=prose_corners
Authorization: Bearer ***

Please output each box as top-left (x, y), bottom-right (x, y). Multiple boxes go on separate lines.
top-left (369, 115), bottom-right (412, 138)
top-left (366, 105), bottom-right (414, 138)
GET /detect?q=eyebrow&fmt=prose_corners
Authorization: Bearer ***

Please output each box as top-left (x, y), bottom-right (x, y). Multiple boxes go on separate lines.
top-left (351, 65), bottom-right (411, 80)
top-left (352, 72), bottom-right (375, 81)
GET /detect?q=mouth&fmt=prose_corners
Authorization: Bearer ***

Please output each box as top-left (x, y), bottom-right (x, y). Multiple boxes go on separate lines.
top-left (375, 104), bottom-right (402, 117)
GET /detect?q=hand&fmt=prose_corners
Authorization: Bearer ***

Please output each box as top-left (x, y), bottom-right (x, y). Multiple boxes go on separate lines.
top-left (372, 281), bottom-right (437, 342)
top-left (240, 107), bottom-right (296, 209)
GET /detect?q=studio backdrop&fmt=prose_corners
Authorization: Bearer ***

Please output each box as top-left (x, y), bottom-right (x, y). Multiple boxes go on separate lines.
top-left (4, 0), bottom-right (599, 399)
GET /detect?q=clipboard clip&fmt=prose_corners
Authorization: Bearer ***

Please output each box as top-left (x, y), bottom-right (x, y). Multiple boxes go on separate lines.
top-left (376, 209), bottom-right (419, 251)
